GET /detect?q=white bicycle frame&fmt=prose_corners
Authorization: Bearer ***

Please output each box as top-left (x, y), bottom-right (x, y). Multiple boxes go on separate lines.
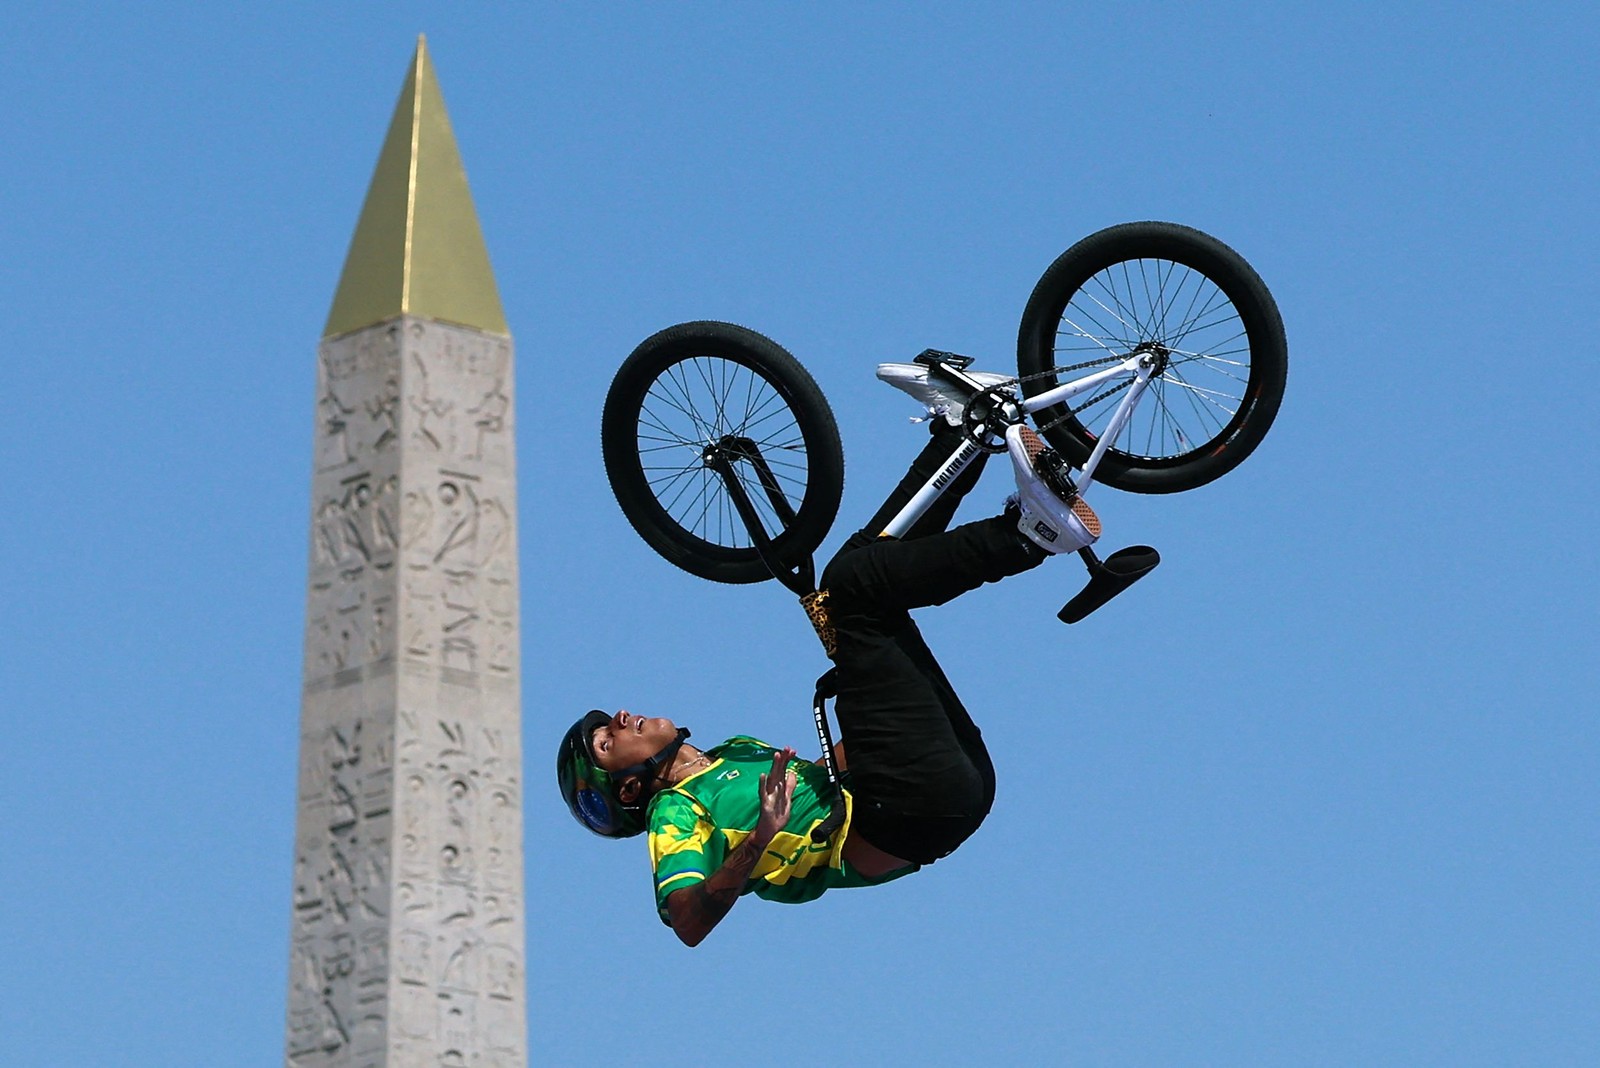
top-left (878, 353), bottom-right (1158, 539)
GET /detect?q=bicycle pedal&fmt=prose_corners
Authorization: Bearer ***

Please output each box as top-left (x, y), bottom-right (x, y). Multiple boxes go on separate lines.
top-left (913, 348), bottom-right (975, 370)
top-left (1018, 426), bottom-right (1081, 503)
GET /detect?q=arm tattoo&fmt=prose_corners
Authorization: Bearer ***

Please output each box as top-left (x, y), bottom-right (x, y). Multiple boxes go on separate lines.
top-left (671, 833), bottom-right (771, 945)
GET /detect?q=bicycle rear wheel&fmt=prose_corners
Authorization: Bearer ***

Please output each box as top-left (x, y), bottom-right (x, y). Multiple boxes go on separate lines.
top-left (601, 321), bottom-right (844, 585)
top-left (1016, 222), bottom-right (1287, 493)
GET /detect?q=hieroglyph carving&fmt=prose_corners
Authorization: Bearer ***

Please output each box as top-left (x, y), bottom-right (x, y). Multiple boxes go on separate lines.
top-left (290, 318), bottom-right (524, 1067)
top-left (287, 713), bottom-right (395, 1064)
top-left (390, 711), bottom-right (524, 1067)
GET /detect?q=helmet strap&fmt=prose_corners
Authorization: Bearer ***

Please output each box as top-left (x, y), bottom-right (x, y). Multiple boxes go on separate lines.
top-left (614, 727), bottom-right (692, 809)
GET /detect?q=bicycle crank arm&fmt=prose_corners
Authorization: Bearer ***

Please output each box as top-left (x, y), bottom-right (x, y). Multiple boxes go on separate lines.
top-left (1058, 544), bottom-right (1161, 624)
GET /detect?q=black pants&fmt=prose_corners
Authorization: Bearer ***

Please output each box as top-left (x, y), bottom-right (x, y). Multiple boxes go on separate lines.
top-left (820, 422), bottom-right (1044, 864)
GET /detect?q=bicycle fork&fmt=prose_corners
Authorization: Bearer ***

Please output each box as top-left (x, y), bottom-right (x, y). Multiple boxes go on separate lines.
top-left (702, 435), bottom-right (815, 597)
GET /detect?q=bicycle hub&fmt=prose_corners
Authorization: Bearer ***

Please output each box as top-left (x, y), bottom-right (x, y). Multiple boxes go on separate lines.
top-left (1132, 341), bottom-right (1171, 377)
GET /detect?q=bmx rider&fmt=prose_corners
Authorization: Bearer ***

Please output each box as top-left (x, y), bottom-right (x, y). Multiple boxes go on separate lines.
top-left (557, 410), bottom-right (1095, 946)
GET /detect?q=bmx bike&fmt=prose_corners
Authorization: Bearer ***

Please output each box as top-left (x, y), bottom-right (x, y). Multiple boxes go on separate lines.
top-left (601, 220), bottom-right (1287, 622)
top-left (600, 220), bottom-right (1286, 838)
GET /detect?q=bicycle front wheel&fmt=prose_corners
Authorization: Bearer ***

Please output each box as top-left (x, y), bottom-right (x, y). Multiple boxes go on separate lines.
top-left (1017, 222), bottom-right (1287, 493)
top-left (601, 321), bottom-right (844, 585)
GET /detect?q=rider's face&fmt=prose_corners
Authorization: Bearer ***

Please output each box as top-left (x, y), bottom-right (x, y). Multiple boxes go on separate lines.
top-left (589, 710), bottom-right (680, 774)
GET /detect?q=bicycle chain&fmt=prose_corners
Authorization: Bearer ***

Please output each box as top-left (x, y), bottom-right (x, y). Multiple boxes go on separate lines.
top-left (991, 355), bottom-right (1131, 436)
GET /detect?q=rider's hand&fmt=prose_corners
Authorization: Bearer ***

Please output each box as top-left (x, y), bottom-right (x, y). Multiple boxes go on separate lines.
top-left (755, 747), bottom-right (797, 846)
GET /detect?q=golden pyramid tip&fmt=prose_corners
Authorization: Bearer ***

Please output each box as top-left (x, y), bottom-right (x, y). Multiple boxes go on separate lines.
top-left (323, 39), bottom-right (507, 339)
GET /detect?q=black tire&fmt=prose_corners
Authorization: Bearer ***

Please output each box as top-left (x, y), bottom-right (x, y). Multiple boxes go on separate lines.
top-left (1017, 222), bottom-right (1287, 493)
top-left (601, 321), bottom-right (844, 584)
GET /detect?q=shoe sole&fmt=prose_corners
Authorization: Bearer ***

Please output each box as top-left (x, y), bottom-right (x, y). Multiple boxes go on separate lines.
top-left (1072, 496), bottom-right (1102, 539)
top-left (1016, 423), bottom-right (1048, 463)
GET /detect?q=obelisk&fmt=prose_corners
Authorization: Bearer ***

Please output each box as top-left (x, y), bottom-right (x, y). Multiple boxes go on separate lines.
top-left (286, 37), bottom-right (527, 1068)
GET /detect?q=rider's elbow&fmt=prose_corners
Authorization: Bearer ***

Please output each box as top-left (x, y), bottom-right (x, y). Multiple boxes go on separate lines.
top-left (665, 893), bottom-right (710, 947)
top-left (670, 914), bottom-right (710, 947)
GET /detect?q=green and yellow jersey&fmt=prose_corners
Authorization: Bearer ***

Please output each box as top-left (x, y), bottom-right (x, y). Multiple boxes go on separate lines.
top-left (646, 736), bottom-right (917, 923)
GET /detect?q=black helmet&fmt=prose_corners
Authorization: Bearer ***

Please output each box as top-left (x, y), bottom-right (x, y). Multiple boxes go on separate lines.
top-left (556, 710), bottom-right (690, 839)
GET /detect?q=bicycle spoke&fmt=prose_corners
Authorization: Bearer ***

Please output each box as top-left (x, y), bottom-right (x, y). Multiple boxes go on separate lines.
top-left (677, 470), bottom-right (718, 535)
top-left (733, 395), bottom-right (793, 439)
top-left (1158, 265), bottom-right (1207, 343)
top-left (1149, 376), bottom-right (1209, 454)
top-left (1176, 305), bottom-right (1243, 342)
top-left (636, 409), bottom-right (703, 449)
top-left (664, 363), bottom-right (717, 442)
top-left (735, 363), bottom-right (762, 439)
top-left (1166, 345), bottom-right (1250, 367)
top-left (640, 392), bottom-right (704, 442)
top-left (1165, 356), bottom-right (1250, 392)
top-left (1160, 371), bottom-right (1242, 418)
top-left (1063, 290), bottom-right (1140, 353)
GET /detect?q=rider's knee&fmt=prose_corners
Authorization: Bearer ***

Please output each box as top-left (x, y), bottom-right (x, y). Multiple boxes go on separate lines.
top-left (819, 544), bottom-right (868, 604)
top-left (820, 538), bottom-right (897, 615)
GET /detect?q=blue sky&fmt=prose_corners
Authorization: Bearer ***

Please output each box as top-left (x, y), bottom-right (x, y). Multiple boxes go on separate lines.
top-left (2, 3), bottom-right (1596, 1065)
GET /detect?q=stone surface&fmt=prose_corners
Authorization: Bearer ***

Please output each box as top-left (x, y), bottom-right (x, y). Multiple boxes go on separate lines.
top-left (287, 317), bottom-right (526, 1068)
